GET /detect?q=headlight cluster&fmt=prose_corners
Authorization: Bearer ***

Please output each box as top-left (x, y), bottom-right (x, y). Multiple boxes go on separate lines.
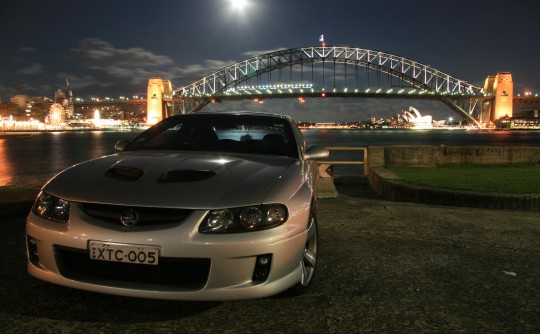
top-left (32, 192), bottom-right (70, 223)
top-left (200, 204), bottom-right (288, 233)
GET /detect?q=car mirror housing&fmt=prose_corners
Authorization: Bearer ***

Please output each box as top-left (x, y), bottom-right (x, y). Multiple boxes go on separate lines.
top-left (114, 139), bottom-right (131, 152)
top-left (304, 146), bottom-right (329, 160)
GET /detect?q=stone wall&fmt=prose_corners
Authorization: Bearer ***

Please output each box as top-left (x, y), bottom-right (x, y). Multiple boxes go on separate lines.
top-left (373, 145), bottom-right (540, 167)
top-left (366, 145), bottom-right (540, 210)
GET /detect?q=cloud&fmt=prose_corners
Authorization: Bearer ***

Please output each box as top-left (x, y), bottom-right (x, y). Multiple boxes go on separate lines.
top-left (16, 63), bottom-right (44, 75)
top-left (19, 47), bottom-right (37, 52)
top-left (65, 38), bottom-right (179, 96)
top-left (177, 59), bottom-right (235, 76)
top-left (65, 39), bottom-right (250, 96)
top-left (66, 42), bottom-right (337, 96)
top-left (168, 59), bottom-right (238, 85)
top-left (241, 48), bottom-right (288, 58)
top-left (71, 38), bottom-right (173, 68)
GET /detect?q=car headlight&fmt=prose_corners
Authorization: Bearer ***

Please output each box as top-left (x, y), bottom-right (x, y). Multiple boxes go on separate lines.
top-left (32, 191), bottom-right (70, 223)
top-left (200, 204), bottom-right (288, 233)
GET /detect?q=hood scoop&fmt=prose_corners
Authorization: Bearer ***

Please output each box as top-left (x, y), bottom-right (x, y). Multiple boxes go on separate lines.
top-left (157, 169), bottom-right (216, 183)
top-left (105, 166), bottom-right (144, 181)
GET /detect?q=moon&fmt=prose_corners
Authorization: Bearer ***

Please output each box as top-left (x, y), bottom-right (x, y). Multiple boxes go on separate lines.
top-left (230, 0), bottom-right (247, 10)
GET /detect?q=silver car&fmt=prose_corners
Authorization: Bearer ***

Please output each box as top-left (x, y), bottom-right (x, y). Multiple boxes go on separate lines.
top-left (26, 112), bottom-right (329, 300)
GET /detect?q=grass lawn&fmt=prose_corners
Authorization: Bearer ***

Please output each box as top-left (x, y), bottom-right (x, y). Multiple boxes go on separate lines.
top-left (387, 164), bottom-right (540, 193)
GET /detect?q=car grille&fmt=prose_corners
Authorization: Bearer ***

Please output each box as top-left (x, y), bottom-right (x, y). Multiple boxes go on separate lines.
top-left (81, 203), bottom-right (192, 227)
top-left (55, 246), bottom-right (210, 290)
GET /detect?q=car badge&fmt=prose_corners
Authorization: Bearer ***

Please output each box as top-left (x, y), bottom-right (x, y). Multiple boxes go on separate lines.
top-left (120, 208), bottom-right (140, 227)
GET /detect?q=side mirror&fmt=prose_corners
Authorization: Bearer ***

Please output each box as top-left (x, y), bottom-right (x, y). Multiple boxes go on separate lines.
top-left (304, 146), bottom-right (329, 160)
top-left (114, 139), bottom-right (131, 152)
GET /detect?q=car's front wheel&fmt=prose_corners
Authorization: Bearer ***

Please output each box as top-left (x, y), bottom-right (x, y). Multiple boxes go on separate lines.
top-left (286, 209), bottom-right (318, 296)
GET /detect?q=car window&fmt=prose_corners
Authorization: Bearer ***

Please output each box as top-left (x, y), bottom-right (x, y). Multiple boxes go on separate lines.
top-left (131, 124), bottom-right (183, 148)
top-left (213, 124), bottom-right (294, 156)
top-left (125, 114), bottom-right (298, 158)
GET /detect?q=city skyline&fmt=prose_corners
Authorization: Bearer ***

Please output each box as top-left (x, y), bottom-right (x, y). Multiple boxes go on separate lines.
top-left (1, 0), bottom-right (539, 121)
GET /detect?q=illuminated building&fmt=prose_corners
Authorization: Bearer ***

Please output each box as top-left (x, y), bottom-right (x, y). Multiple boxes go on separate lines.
top-left (400, 106), bottom-right (433, 129)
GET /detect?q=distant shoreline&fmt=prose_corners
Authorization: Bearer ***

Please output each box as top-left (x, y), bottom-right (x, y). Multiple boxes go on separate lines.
top-left (0, 128), bottom-right (139, 137)
top-left (1, 128), bottom-right (539, 138)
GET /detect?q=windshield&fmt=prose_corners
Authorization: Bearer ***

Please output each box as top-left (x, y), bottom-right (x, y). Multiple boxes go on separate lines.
top-left (124, 114), bottom-right (298, 158)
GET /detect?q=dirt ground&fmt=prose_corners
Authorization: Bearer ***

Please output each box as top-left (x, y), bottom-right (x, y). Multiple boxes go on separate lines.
top-left (318, 182), bottom-right (540, 332)
top-left (0, 184), bottom-right (539, 333)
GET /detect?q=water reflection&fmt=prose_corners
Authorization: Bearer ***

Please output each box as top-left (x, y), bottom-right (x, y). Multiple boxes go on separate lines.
top-left (50, 132), bottom-right (68, 173)
top-left (0, 140), bottom-right (13, 186)
top-left (1, 131), bottom-right (139, 187)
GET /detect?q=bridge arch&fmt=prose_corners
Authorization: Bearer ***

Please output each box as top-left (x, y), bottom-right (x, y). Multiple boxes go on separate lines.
top-left (173, 46), bottom-right (484, 125)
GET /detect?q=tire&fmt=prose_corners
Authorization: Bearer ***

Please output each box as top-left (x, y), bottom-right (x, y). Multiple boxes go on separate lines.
top-left (285, 209), bottom-right (318, 296)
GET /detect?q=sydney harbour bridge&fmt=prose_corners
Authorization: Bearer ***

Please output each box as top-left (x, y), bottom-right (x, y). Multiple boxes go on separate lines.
top-left (80, 46), bottom-right (539, 127)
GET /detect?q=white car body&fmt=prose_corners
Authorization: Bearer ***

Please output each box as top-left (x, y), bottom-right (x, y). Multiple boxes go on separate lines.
top-left (26, 112), bottom-right (329, 300)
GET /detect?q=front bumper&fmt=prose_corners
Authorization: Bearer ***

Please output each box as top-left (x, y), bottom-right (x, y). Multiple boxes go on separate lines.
top-left (26, 204), bottom-right (310, 301)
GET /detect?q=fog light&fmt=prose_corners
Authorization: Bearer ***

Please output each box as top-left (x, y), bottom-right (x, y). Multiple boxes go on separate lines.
top-left (252, 254), bottom-right (272, 282)
top-left (253, 268), bottom-right (269, 281)
top-left (27, 236), bottom-right (39, 265)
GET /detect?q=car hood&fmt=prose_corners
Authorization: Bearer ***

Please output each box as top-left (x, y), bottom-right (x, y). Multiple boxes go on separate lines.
top-left (45, 151), bottom-right (297, 209)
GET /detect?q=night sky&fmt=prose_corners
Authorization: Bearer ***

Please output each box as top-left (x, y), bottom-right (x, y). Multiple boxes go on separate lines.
top-left (1, 0), bottom-right (539, 121)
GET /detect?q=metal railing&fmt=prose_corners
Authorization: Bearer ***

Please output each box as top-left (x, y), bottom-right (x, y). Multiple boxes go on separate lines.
top-left (318, 146), bottom-right (369, 176)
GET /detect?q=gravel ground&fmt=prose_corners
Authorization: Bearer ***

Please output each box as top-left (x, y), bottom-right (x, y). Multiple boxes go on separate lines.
top-left (0, 184), bottom-right (539, 333)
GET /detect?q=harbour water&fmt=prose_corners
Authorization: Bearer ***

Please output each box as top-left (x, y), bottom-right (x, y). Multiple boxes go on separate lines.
top-left (1, 129), bottom-right (539, 187)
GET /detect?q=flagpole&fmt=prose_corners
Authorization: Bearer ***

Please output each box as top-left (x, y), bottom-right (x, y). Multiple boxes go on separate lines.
top-left (319, 34), bottom-right (326, 47)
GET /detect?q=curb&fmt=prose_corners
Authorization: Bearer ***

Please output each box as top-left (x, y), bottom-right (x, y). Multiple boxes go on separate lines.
top-left (368, 167), bottom-right (540, 211)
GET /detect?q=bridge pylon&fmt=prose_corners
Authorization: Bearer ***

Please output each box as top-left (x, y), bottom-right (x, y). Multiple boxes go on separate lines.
top-left (147, 77), bottom-right (174, 124)
top-left (483, 72), bottom-right (513, 122)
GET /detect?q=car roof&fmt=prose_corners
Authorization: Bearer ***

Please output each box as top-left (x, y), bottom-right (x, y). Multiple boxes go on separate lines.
top-left (170, 111), bottom-right (295, 122)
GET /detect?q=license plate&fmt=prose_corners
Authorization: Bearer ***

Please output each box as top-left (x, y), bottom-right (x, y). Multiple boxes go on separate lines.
top-left (89, 241), bottom-right (160, 265)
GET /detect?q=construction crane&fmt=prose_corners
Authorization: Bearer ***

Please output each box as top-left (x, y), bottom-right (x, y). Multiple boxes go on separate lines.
top-left (65, 75), bottom-right (74, 117)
